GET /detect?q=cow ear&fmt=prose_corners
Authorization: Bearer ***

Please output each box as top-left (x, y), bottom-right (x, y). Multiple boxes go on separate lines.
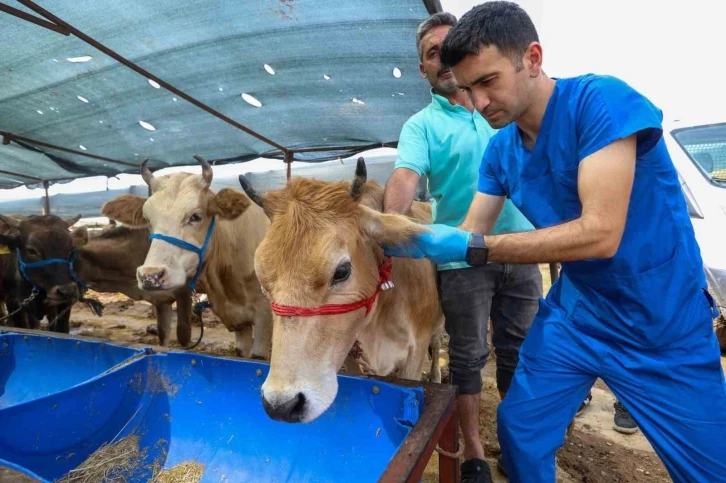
top-left (358, 205), bottom-right (428, 246)
top-left (63, 214), bottom-right (82, 227)
top-left (71, 226), bottom-right (88, 248)
top-left (102, 195), bottom-right (148, 226)
top-left (0, 214), bottom-right (21, 229)
top-left (209, 188), bottom-right (251, 220)
top-left (0, 232), bottom-right (19, 252)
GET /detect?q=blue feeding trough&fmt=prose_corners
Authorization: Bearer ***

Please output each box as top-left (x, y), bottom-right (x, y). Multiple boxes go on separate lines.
top-left (0, 332), bottom-right (429, 482)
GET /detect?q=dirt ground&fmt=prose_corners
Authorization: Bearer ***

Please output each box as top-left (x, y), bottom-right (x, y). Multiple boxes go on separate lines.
top-left (33, 263), bottom-right (726, 482)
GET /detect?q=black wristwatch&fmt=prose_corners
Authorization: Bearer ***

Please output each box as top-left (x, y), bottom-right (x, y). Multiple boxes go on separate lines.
top-left (465, 233), bottom-right (489, 266)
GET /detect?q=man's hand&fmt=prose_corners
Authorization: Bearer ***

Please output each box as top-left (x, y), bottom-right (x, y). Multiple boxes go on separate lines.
top-left (382, 224), bottom-right (472, 265)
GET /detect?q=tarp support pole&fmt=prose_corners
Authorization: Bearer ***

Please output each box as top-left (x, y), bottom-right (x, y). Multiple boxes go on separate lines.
top-left (549, 263), bottom-right (559, 284)
top-left (14, 0), bottom-right (290, 156)
top-left (0, 169), bottom-right (43, 183)
top-left (43, 180), bottom-right (50, 214)
top-left (284, 151), bottom-right (293, 181)
top-left (0, 3), bottom-right (70, 36)
top-left (0, 131), bottom-right (137, 168)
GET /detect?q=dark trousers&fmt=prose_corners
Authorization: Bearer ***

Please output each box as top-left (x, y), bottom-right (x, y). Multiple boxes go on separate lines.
top-left (437, 263), bottom-right (542, 394)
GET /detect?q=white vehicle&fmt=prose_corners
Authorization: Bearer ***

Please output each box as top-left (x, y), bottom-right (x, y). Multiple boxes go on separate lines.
top-left (664, 117), bottom-right (726, 313)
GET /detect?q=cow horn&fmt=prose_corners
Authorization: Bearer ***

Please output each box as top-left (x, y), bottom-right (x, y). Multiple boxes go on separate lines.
top-left (349, 157), bottom-right (367, 200)
top-left (140, 158), bottom-right (156, 188)
top-left (193, 155), bottom-right (213, 187)
top-left (238, 175), bottom-right (265, 209)
top-left (0, 214), bottom-right (20, 229)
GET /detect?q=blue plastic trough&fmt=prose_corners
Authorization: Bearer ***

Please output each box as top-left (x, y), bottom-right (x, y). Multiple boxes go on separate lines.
top-left (0, 331), bottom-right (457, 482)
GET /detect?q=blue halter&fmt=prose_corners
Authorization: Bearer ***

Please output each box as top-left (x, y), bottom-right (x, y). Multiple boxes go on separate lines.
top-left (147, 217), bottom-right (215, 291)
top-left (16, 248), bottom-right (86, 291)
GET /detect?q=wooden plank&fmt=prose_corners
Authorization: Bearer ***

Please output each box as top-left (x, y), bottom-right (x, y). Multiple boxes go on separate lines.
top-left (439, 399), bottom-right (460, 483)
top-left (379, 381), bottom-right (458, 483)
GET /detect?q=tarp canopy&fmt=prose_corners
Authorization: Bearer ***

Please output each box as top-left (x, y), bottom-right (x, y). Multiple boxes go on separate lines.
top-left (0, 151), bottom-right (427, 219)
top-left (0, 0), bottom-right (440, 190)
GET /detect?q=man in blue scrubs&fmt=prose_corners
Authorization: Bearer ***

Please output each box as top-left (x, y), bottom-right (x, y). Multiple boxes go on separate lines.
top-left (382, 2), bottom-right (726, 481)
top-left (383, 12), bottom-right (541, 481)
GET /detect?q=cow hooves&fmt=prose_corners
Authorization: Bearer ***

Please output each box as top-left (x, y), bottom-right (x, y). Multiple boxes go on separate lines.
top-left (250, 354), bottom-right (266, 361)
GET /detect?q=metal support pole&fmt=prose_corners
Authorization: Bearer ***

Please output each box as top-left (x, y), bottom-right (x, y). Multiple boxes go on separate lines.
top-left (1, 131), bottom-right (136, 168)
top-left (0, 3), bottom-right (69, 35)
top-left (43, 180), bottom-right (51, 214)
top-left (284, 151), bottom-right (293, 182)
top-left (549, 262), bottom-right (559, 284)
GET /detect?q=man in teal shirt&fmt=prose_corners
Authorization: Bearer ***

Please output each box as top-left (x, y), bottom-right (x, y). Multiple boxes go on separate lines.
top-left (383, 12), bottom-right (542, 482)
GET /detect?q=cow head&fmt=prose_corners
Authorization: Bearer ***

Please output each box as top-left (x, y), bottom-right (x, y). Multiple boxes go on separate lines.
top-left (240, 158), bottom-right (427, 423)
top-left (0, 214), bottom-right (87, 304)
top-left (101, 157), bottom-right (252, 291)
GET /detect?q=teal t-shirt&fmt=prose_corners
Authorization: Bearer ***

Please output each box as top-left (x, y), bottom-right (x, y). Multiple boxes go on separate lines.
top-left (395, 90), bottom-right (534, 270)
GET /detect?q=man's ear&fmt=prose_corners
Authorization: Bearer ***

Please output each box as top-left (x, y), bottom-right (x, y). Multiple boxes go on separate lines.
top-left (71, 226), bottom-right (88, 248)
top-left (358, 205), bottom-right (429, 245)
top-left (101, 195), bottom-right (148, 226)
top-left (209, 188), bottom-right (252, 220)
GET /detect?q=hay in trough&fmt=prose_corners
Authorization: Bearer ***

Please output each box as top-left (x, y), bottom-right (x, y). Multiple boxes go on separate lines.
top-left (0, 464), bottom-right (41, 482)
top-left (151, 461), bottom-right (205, 483)
top-left (55, 435), bottom-right (154, 483)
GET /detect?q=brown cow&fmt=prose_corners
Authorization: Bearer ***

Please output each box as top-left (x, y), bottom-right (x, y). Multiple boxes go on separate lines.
top-left (0, 214), bottom-right (86, 333)
top-left (101, 157), bottom-right (272, 359)
top-left (74, 223), bottom-right (193, 347)
top-left (239, 158), bottom-right (444, 423)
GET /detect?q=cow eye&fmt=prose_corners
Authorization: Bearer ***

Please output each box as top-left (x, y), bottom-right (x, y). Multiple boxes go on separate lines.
top-left (188, 213), bottom-right (203, 224)
top-left (332, 262), bottom-right (351, 285)
top-left (26, 248), bottom-right (40, 259)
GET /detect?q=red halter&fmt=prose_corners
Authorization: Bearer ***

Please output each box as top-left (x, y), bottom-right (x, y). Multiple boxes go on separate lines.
top-left (269, 257), bottom-right (394, 317)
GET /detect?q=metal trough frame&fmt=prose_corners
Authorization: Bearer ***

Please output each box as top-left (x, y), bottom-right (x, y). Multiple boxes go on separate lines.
top-left (0, 325), bottom-right (461, 483)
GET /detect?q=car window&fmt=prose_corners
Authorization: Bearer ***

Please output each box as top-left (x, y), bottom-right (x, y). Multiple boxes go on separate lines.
top-left (672, 123), bottom-right (726, 188)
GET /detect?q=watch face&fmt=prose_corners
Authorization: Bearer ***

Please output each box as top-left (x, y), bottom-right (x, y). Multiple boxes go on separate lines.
top-left (466, 247), bottom-right (489, 266)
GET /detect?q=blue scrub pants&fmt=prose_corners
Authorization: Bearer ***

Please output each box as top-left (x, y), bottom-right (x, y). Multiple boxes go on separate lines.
top-left (498, 299), bottom-right (726, 482)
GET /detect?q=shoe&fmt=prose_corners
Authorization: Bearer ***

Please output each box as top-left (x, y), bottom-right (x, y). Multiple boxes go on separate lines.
top-left (461, 458), bottom-right (492, 483)
top-left (576, 392), bottom-right (593, 417)
top-left (613, 400), bottom-right (638, 434)
top-left (496, 453), bottom-right (507, 477)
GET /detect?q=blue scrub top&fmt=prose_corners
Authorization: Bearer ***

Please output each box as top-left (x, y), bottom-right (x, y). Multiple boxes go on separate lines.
top-left (478, 74), bottom-right (719, 349)
top-left (395, 89), bottom-right (534, 271)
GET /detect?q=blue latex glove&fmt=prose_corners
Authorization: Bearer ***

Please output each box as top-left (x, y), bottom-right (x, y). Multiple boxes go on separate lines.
top-left (382, 224), bottom-right (472, 265)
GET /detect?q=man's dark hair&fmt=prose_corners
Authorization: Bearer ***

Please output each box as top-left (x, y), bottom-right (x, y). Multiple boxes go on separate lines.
top-left (440, 1), bottom-right (539, 71)
top-left (415, 12), bottom-right (457, 60)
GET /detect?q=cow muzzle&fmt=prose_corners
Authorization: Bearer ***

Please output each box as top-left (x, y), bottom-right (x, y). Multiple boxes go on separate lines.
top-left (47, 283), bottom-right (78, 304)
top-left (262, 392), bottom-right (306, 423)
top-left (137, 266), bottom-right (169, 290)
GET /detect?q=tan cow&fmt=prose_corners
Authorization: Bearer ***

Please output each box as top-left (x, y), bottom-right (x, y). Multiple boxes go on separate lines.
top-left (239, 158), bottom-right (444, 423)
top-left (101, 157), bottom-right (272, 359)
top-left (74, 223), bottom-right (193, 347)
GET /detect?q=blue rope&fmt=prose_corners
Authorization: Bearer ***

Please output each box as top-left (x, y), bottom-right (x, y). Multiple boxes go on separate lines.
top-left (16, 248), bottom-right (86, 291)
top-left (148, 217), bottom-right (216, 291)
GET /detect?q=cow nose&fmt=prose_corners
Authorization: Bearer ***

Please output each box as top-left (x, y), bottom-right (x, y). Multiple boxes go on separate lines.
top-left (54, 284), bottom-right (77, 299)
top-left (137, 266), bottom-right (167, 290)
top-left (262, 393), bottom-right (306, 423)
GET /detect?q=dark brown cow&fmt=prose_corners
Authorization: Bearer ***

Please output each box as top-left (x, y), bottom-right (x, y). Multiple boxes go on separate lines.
top-left (0, 214), bottom-right (86, 333)
top-left (74, 223), bottom-right (192, 346)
